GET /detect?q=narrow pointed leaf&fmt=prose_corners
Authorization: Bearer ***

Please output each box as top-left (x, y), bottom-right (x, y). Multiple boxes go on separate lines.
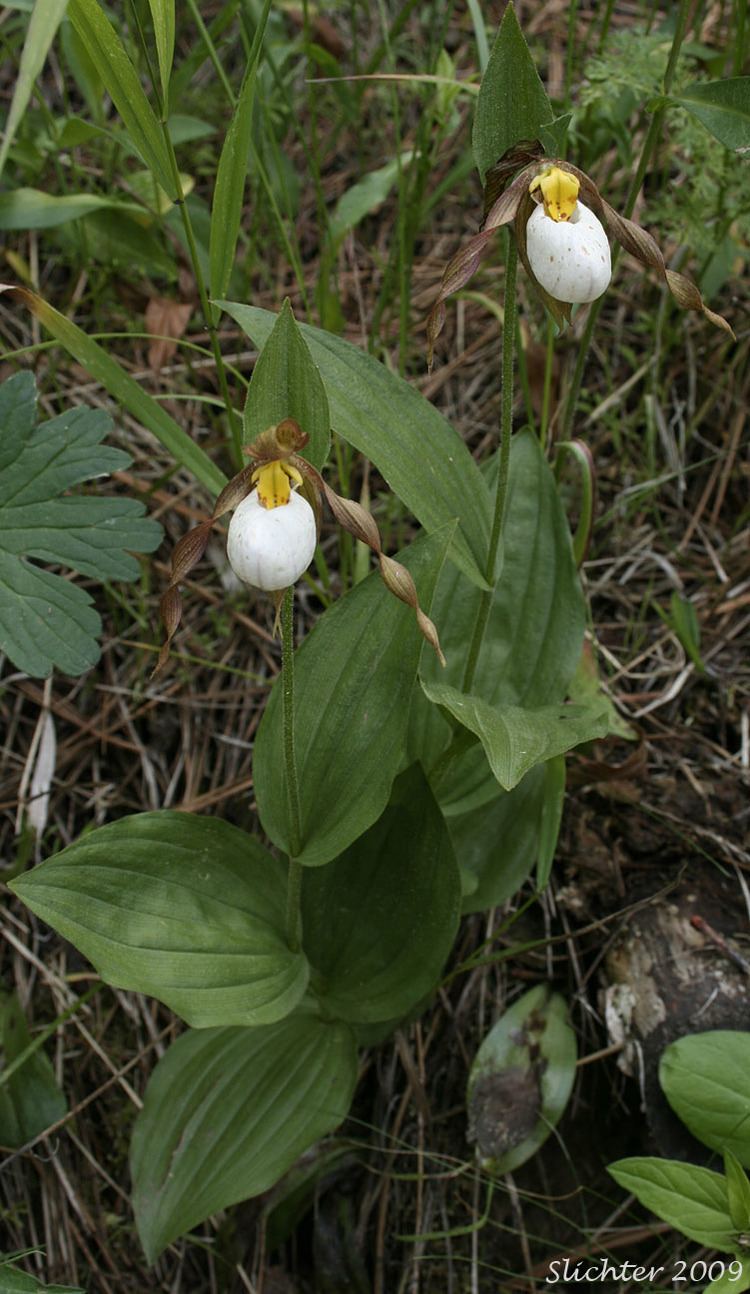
top-left (217, 302), bottom-right (491, 588)
top-left (147, 0), bottom-right (175, 105)
top-left (472, 2), bottom-right (552, 183)
top-left (0, 0), bottom-right (69, 180)
top-left (67, 0), bottom-right (176, 195)
top-left (607, 1158), bottom-right (736, 1251)
top-left (254, 528), bottom-right (453, 867)
top-left (10, 812), bottom-right (308, 1028)
top-left (244, 299), bottom-right (330, 468)
top-left (302, 766), bottom-right (461, 1022)
top-left (131, 1014), bottom-right (357, 1262)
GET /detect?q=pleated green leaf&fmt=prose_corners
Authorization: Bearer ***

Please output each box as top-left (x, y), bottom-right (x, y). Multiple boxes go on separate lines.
top-left (448, 761), bottom-right (550, 912)
top-left (302, 765), bottom-right (461, 1022)
top-left (67, 0), bottom-right (176, 195)
top-left (131, 1014), bottom-right (357, 1262)
top-left (472, 2), bottom-right (552, 183)
top-left (10, 812), bottom-right (308, 1028)
top-left (0, 0), bottom-right (69, 179)
top-left (254, 527), bottom-right (453, 867)
top-left (217, 301), bottom-right (491, 588)
top-left (244, 298), bottom-right (330, 468)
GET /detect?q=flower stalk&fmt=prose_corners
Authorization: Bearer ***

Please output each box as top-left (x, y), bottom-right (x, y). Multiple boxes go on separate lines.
top-left (281, 586), bottom-right (303, 951)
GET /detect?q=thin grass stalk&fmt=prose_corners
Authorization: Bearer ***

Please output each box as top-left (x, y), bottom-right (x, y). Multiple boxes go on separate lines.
top-left (282, 587), bottom-right (303, 951)
top-left (561, 0), bottom-right (693, 438)
top-left (461, 235), bottom-right (517, 694)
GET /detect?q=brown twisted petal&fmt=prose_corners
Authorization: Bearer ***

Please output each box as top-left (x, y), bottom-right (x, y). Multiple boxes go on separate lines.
top-left (379, 554), bottom-right (445, 665)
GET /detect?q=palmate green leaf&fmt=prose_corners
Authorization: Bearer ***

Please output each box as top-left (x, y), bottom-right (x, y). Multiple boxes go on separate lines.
top-left (146, 0), bottom-right (174, 106)
top-left (254, 527), bottom-right (452, 868)
top-left (10, 812), bottom-right (308, 1028)
top-left (1, 286), bottom-right (226, 498)
top-left (467, 986), bottom-right (576, 1174)
top-left (674, 77), bottom-right (750, 151)
top-left (607, 1158), bottom-right (736, 1251)
top-left (422, 682), bottom-right (609, 791)
top-left (0, 371), bottom-right (161, 677)
top-left (0, 992), bottom-right (67, 1149)
top-left (660, 1032), bottom-right (750, 1167)
top-left (67, 0), bottom-right (176, 196)
top-left (0, 188), bottom-right (143, 231)
top-left (0, 0), bottom-right (69, 180)
top-left (302, 765), bottom-right (461, 1023)
top-left (216, 302), bottom-right (491, 589)
top-left (244, 299), bottom-right (330, 469)
top-left (472, 1), bottom-right (552, 184)
top-left (131, 1013), bottom-right (357, 1262)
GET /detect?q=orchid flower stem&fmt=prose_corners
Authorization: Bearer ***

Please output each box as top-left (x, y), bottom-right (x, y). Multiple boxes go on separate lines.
top-left (461, 236), bottom-right (517, 695)
top-left (561, 0), bottom-right (692, 438)
top-left (281, 587), bottom-right (303, 952)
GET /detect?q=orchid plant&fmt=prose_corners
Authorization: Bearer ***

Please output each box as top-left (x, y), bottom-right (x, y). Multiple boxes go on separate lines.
top-left (7, 0), bottom-right (736, 1270)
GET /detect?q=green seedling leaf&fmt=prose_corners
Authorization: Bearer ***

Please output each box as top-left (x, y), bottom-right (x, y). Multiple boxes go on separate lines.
top-left (302, 765), bottom-right (461, 1023)
top-left (0, 188), bottom-right (144, 231)
top-left (705, 1258), bottom-right (750, 1294)
top-left (0, 992), bottom-right (67, 1148)
top-left (10, 812), bottom-right (308, 1028)
top-left (244, 299), bottom-right (330, 469)
top-left (467, 985), bottom-right (576, 1173)
top-left (0, 371), bottom-right (161, 677)
top-left (607, 1157), bottom-right (736, 1250)
top-left (208, 0), bottom-right (273, 319)
top-left (254, 527), bottom-right (452, 868)
top-left (661, 591), bottom-right (705, 672)
top-left (1, 285), bottom-right (225, 498)
top-left (472, 1), bottom-right (552, 184)
top-left (67, 0), bottom-right (175, 195)
top-left (660, 1032), bottom-right (750, 1167)
top-left (0, 0), bottom-right (69, 180)
top-left (217, 302), bottom-right (491, 589)
top-left (131, 1014), bottom-right (357, 1262)
top-left (422, 682), bottom-right (609, 791)
top-left (725, 1151), bottom-right (750, 1232)
top-left (674, 77), bottom-right (750, 151)
top-left (147, 0), bottom-right (174, 106)
top-left (448, 763), bottom-right (550, 912)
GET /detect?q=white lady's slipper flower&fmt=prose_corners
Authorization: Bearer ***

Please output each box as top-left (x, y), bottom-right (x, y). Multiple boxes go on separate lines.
top-left (227, 472), bottom-right (317, 592)
top-left (526, 165), bottom-right (611, 305)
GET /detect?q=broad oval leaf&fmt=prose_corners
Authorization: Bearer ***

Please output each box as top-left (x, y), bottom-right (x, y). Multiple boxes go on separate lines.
top-left (467, 985), bottom-right (576, 1173)
top-left (422, 682), bottom-right (609, 790)
top-left (0, 371), bottom-right (162, 677)
top-left (244, 299), bottom-right (330, 468)
top-left (660, 1032), bottom-right (750, 1168)
top-left (607, 1157), bottom-right (736, 1251)
top-left (216, 301), bottom-right (491, 588)
top-left (10, 812), bottom-right (308, 1028)
top-left (131, 1013), bottom-right (357, 1262)
top-left (302, 765), bottom-right (461, 1022)
top-left (472, 2), bottom-right (552, 183)
top-left (675, 77), bottom-right (750, 151)
top-left (254, 527), bottom-right (452, 867)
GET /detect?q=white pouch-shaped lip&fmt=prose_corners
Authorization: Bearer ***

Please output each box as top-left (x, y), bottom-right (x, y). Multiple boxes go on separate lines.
top-left (227, 488), bottom-right (317, 591)
top-left (526, 200), bottom-right (612, 304)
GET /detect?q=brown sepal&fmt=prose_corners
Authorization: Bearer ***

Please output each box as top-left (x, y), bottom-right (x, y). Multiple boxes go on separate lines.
top-left (244, 419), bottom-right (310, 464)
top-left (482, 140), bottom-right (544, 221)
top-left (379, 554), bottom-right (445, 665)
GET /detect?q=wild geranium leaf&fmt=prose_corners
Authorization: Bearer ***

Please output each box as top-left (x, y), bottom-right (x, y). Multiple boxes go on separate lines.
top-left (0, 992), bottom-right (67, 1149)
top-left (301, 765), bottom-right (461, 1023)
top-left (467, 986), bottom-right (576, 1174)
top-left (472, 1), bottom-right (552, 183)
top-left (660, 1032), bottom-right (750, 1167)
top-left (674, 77), bottom-right (750, 151)
top-left (243, 298), bottom-right (330, 469)
top-left (0, 371), bottom-right (162, 677)
top-left (131, 1014), bottom-right (357, 1262)
top-left (254, 527), bottom-right (453, 868)
top-left (607, 1158), bottom-right (736, 1251)
top-left (422, 682), bottom-right (609, 790)
top-left (217, 301), bottom-right (491, 589)
top-left (10, 812), bottom-right (308, 1028)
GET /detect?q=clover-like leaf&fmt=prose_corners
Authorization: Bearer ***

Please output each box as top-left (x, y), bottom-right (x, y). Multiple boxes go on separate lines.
top-left (0, 371), bottom-right (162, 677)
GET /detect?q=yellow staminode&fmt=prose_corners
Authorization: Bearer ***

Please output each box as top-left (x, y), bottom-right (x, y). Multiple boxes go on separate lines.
top-left (252, 459), bottom-right (304, 509)
top-left (529, 166), bottom-right (580, 222)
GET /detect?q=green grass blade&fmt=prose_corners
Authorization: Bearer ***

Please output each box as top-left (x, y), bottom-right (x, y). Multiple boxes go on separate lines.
top-left (0, 0), bottom-right (69, 181)
top-left (67, 0), bottom-right (176, 195)
top-left (1, 285), bottom-right (226, 497)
